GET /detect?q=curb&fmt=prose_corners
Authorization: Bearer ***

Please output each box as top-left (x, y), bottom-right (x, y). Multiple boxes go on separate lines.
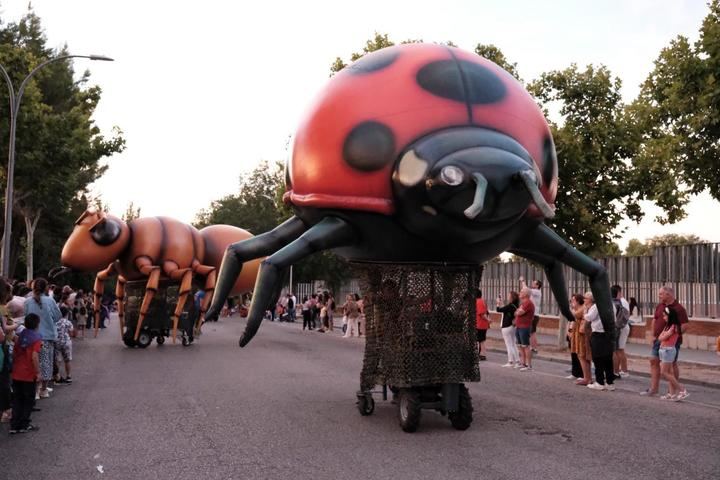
top-left (487, 347), bottom-right (720, 390)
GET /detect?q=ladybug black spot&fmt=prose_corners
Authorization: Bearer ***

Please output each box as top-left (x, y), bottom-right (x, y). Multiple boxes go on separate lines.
top-left (542, 136), bottom-right (558, 187)
top-left (347, 48), bottom-right (399, 75)
top-left (343, 121), bottom-right (396, 172)
top-left (417, 59), bottom-right (506, 105)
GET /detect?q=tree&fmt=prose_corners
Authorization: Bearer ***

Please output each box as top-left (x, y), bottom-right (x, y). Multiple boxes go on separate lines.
top-left (330, 32), bottom-right (395, 75)
top-left (625, 239), bottom-right (652, 257)
top-left (0, 10), bottom-right (125, 280)
top-left (122, 201), bottom-right (141, 222)
top-left (474, 43), bottom-right (521, 81)
top-left (632, 0), bottom-right (720, 200)
top-left (625, 234), bottom-right (706, 256)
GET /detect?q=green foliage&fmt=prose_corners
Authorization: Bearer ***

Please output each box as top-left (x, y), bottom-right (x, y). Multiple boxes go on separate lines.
top-left (474, 43), bottom-right (521, 82)
top-left (632, 0), bottom-right (720, 201)
top-left (626, 234), bottom-right (706, 256)
top-left (122, 202), bottom-right (141, 222)
top-left (330, 32), bottom-right (395, 76)
top-left (625, 239), bottom-right (652, 257)
top-left (0, 9), bottom-right (125, 279)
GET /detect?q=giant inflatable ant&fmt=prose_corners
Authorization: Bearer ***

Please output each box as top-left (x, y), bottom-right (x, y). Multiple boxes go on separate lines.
top-left (61, 208), bottom-right (260, 343)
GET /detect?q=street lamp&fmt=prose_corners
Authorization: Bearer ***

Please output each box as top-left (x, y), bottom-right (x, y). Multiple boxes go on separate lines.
top-left (0, 54), bottom-right (114, 277)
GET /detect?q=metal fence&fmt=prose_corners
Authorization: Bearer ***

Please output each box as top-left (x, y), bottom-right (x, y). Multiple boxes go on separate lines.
top-left (482, 243), bottom-right (720, 319)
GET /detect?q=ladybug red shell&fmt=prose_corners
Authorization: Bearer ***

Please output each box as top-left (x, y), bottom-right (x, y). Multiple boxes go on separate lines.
top-left (285, 43), bottom-right (557, 217)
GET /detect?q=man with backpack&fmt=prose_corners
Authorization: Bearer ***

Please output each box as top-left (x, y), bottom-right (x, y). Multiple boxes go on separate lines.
top-left (286, 293), bottom-right (296, 323)
top-left (611, 285), bottom-right (631, 378)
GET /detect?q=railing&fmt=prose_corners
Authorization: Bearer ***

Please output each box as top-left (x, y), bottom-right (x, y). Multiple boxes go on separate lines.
top-left (483, 243), bottom-right (720, 319)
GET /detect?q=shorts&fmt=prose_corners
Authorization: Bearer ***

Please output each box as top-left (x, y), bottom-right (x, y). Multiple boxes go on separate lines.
top-left (650, 339), bottom-right (660, 357)
top-left (476, 329), bottom-right (487, 343)
top-left (515, 327), bottom-right (531, 347)
top-left (39, 341), bottom-right (55, 381)
top-left (659, 346), bottom-right (677, 363)
top-left (55, 343), bottom-right (72, 362)
top-left (616, 324), bottom-right (630, 349)
top-left (531, 315), bottom-right (540, 333)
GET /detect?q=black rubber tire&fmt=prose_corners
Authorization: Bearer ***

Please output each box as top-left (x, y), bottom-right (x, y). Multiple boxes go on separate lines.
top-left (136, 331), bottom-right (152, 349)
top-left (397, 389), bottom-right (422, 433)
top-left (448, 384), bottom-right (473, 431)
top-left (357, 395), bottom-right (375, 416)
top-left (156, 336), bottom-right (165, 346)
top-left (123, 337), bottom-right (136, 348)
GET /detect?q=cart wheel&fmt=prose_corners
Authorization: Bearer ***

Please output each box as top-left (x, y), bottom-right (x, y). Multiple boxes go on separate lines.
top-left (156, 336), bottom-right (165, 346)
top-left (357, 395), bottom-right (375, 416)
top-left (123, 337), bottom-right (136, 347)
top-left (397, 389), bottom-right (422, 433)
top-left (448, 384), bottom-right (473, 431)
top-left (182, 336), bottom-right (190, 347)
top-left (136, 331), bottom-right (152, 349)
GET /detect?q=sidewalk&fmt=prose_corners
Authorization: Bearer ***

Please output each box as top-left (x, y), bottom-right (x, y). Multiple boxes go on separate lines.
top-left (486, 328), bottom-right (720, 388)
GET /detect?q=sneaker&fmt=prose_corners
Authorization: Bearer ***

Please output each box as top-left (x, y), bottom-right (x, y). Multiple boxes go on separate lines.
top-left (520, 365), bottom-right (533, 372)
top-left (46, 387), bottom-right (53, 393)
top-left (677, 390), bottom-right (689, 400)
top-left (35, 393), bottom-right (40, 401)
top-left (564, 375), bottom-right (577, 379)
top-left (531, 348), bottom-right (538, 354)
top-left (660, 393), bottom-right (676, 401)
top-left (39, 390), bottom-right (50, 399)
top-left (25, 424), bottom-right (39, 432)
top-left (606, 384), bottom-right (616, 391)
top-left (639, 389), bottom-right (657, 397)
top-left (513, 363), bottom-right (522, 369)
top-left (8, 429), bottom-right (22, 435)
top-left (501, 362), bottom-right (514, 368)
top-left (55, 378), bottom-right (69, 385)
top-left (619, 371), bottom-right (630, 378)
top-left (65, 376), bottom-right (72, 383)
top-left (587, 382), bottom-right (606, 391)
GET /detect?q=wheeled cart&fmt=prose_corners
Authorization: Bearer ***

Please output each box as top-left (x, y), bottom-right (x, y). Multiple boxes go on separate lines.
top-left (354, 263), bottom-right (482, 432)
top-left (122, 279), bottom-right (200, 348)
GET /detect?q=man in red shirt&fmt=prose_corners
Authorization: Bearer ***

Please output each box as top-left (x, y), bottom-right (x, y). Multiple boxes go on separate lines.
top-left (475, 289), bottom-right (490, 361)
top-left (515, 288), bottom-right (535, 371)
top-left (10, 313), bottom-right (42, 434)
top-left (641, 286), bottom-right (689, 397)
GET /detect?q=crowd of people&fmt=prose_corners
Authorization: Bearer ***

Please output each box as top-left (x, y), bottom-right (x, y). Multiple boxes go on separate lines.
top-left (0, 277), bottom-right (95, 435)
top-left (269, 291), bottom-right (368, 338)
top-left (484, 279), bottom-right (691, 401)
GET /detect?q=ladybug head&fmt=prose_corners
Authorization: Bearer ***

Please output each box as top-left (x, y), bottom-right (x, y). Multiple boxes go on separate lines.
top-left (61, 207), bottom-right (130, 271)
top-left (392, 127), bottom-right (555, 243)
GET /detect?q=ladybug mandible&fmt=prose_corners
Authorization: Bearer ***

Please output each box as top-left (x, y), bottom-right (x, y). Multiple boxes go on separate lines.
top-left (207, 43), bottom-right (615, 346)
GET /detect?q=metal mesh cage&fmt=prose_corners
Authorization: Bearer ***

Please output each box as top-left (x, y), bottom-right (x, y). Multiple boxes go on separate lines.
top-left (356, 263), bottom-right (482, 391)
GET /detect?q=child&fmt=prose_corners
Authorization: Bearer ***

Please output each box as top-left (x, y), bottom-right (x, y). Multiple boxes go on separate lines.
top-left (54, 307), bottom-right (74, 385)
top-left (658, 307), bottom-right (687, 401)
top-left (10, 313), bottom-right (42, 434)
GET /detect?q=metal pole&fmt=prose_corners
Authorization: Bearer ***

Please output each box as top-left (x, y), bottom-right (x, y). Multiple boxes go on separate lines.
top-left (289, 265), bottom-right (293, 294)
top-left (0, 54), bottom-right (113, 277)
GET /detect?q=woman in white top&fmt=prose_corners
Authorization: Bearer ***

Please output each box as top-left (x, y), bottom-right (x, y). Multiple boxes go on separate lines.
top-left (628, 297), bottom-right (642, 325)
top-left (584, 292), bottom-right (615, 391)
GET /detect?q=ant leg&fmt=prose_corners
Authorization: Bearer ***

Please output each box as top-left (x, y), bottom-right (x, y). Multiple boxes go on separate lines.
top-left (92, 263), bottom-right (117, 338)
top-left (134, 259), bottom-right (161, 341)
top-left (168, 267), bottom-right (193, 343)
top-left (207, 216), bottom-right (307, 321)
top-left (511, 224), bottom-right (613, 333)
top-left (239, 217), bottom-right (355, 348)
top-left (115, 276), bottom-right (127, 341)
top-left (193, 264), bottom-right (216, 336)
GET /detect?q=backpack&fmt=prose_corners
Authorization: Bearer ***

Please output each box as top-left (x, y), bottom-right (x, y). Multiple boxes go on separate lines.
top-left (613, 298), bottom-right (629, 330)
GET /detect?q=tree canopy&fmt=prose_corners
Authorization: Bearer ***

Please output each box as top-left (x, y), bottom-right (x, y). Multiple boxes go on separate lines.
top-left (0, 9), bottom-right (125, 281)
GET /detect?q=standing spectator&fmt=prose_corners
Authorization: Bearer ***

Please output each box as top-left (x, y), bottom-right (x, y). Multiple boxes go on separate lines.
top-left (9, 313), bottom-right (42, 434)
top-left (641, 286), bottom-right (689, 398)
top-left (475, 289), bottom-right (489, 361)
top-left (301, 296), bottom-right (312, 331)
top-left (570, 294), bottom-right (592, 386)
top-left (496, 291), bottom-right (520, 367)
top-left (658, 307), bottom-right (687, 400)
top-left (309, 294), bottom-right (318, 330)
top-left (342, 294), bottom-right (360, 338)
top-left (53, 307), bottom-right (74, 385)
top-left (326, 292), bottom-right (335, 331)
top-left (287, 293), bottom-right (296, 323)
top-left (611, 285), bottom-right (631, 378)
top-left (24, 278), bottom-right (61, 399)
top-left (584, 291), bottom-right (615, 391)
top-left (514, 288), bottom-right (535, 371)
top-left (520, 276), bottom-right (542, 353)
top-left (354, 293), bottom-right (365, 336)
top-left (317, 299), bottom-right (329, 333)
top-left (628, 297), bottom-right (642, 325)
top-left (1, 277), bottom-right (15, 424)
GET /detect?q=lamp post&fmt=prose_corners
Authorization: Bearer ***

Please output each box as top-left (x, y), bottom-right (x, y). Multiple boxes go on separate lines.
top-left (0, 54), bottom-right (114, 277)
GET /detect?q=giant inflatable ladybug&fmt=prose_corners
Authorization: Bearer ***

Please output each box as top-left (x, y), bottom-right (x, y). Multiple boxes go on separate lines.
top-left (206, 43), bottom-right (614, 346)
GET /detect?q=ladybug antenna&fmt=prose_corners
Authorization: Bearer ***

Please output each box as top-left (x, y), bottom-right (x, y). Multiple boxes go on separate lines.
top-left (518, 170), bottom-right (555, 218)
top-left (463, 173), bottom-right (489, 219)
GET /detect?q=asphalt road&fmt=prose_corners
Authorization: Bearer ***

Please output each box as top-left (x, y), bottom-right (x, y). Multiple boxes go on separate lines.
top-left (2, 317), bottom-right (719, 480)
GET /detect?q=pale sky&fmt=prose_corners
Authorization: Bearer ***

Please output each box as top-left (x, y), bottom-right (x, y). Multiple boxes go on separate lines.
top-left (2, 0), bottom-right (719, 249)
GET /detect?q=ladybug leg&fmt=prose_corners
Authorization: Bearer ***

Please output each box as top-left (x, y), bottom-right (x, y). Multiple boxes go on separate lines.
top-left (192, 263), bottom-right (216, 335)
top-left (508, 247), bottom-right (575, 342)
top-left (207, 216), bottom-right (307, 321)
top-left (511, 224), bottom-right (614, 333)
top-left (115, 276), bottom-right (127, 341)
top-left (167, 266), bottom-right (193, 344)
top-left (239, 217), bottom-right (355, 348)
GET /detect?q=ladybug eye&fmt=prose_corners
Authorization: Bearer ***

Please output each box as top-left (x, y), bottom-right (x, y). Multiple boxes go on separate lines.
top-left (440, 166), bottom-right (464, 186)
